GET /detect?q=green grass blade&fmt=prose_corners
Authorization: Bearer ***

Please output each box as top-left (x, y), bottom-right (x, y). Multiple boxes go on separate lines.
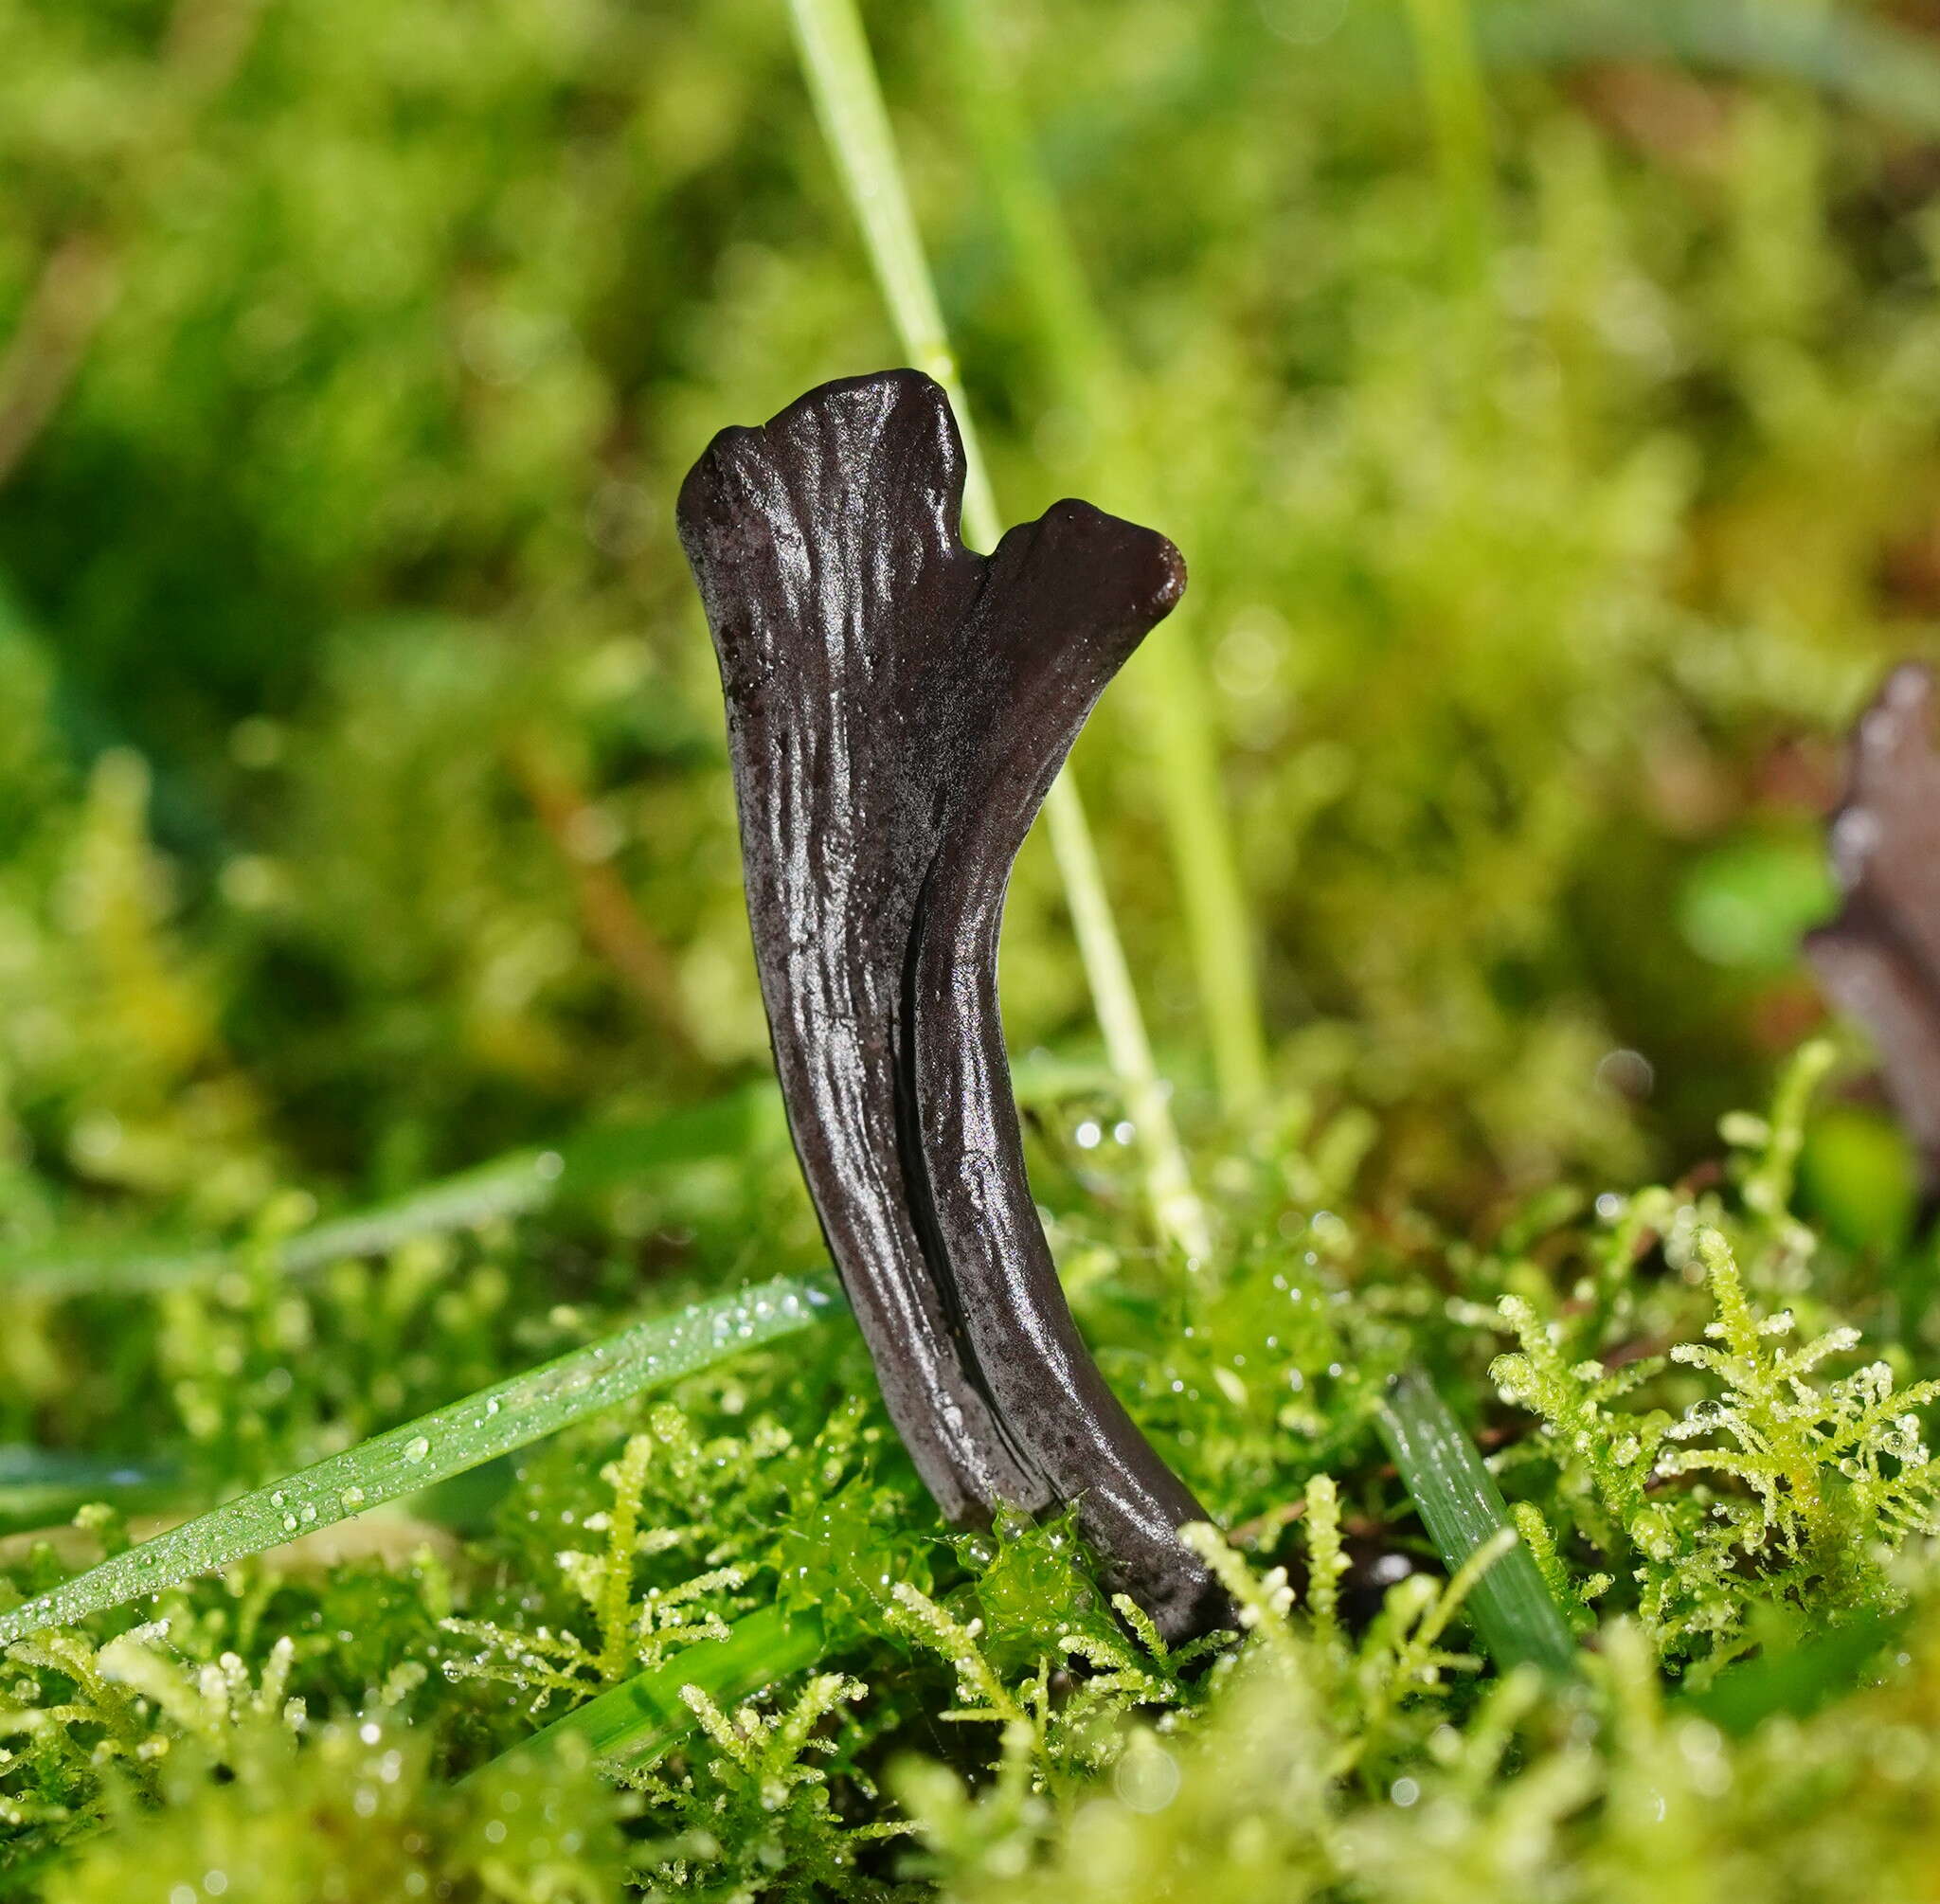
top-left (1039, 788), bottom-right (1212, 1264)
top-left (2, 1069), bottom-right (1110, 1301)
top-left (0, 1447), bottom-right (181, 1536)
top-left (0, 1090), bottom-right (783, 1299)
top-left (784, 0), bottom-right (1211, 1261)
top-left (0, 1275), bottom-right (841, 1647)
top-left (1473, 0), bottom-right (1940, 138)
top-left (1376, 1366), bottom-right (1576, 1678)
top-left (783, 0), bottom-right (998, 537)
top-left (1404, 0), bottom-right (1497, 303)
top-left (0, 1152), bottom-right (563, 1300)
top-left (0, 1154), bottom-right (567, 1299)
top-left (476, 1605), bottom-right (828, 1779)
top-left (1680, 1608), bottom-right (1909, 1738)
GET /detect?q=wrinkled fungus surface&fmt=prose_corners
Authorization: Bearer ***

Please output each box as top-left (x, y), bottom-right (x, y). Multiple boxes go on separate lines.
top-left (677, 369), bottom-right (1228, 1642)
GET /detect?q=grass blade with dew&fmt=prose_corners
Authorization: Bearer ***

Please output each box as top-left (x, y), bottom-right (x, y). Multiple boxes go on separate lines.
top-left (0, 1274), bottom-right (841, 1647)
top-left (785, 0), bottom-right (1211, 1264)
top-left (471, 1605), bottom-right (828, 1782)
top-left (1377, 1366), bottom-right (1576, 1678)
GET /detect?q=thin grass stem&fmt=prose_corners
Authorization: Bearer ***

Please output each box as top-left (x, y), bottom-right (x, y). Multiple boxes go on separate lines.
top-left (1403, 0), bottom-right (1500, 420)
top-left (784, 0), bottom-right (1210, 1256)
top-left (0, 1152), bottom-right (560, 1300)
top-left (2, 1069), bottom-right (1111, 1301)
top-left (1403, 0), bottom-right (1498, 301)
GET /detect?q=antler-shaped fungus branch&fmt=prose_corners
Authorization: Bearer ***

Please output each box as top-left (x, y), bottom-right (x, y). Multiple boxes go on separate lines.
top-left (677, 369), bottom-right (1228, 1643)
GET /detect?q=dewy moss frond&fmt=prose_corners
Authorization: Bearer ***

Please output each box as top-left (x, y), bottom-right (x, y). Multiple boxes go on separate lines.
top-left (1301, 1474), bottom-right (1351, 1653)
top-left (1495, 1217), bottom-right (1940, 1660)
top-left (44, 1715), bottom-right (631, 1903)
top-left (1490, 1293), bottom-right (1671, 1549)
top-left (1661, 1228), bottom-right (1940, 1565)
top-left (0, 1619), bottom-right (333, 1855)
top-left (442, 1428), bottom-right (748, 1710)
top-left (459, 1391), bottom-right (935, 1782)
top-left (624, 1671), bottom-right (905, 1899)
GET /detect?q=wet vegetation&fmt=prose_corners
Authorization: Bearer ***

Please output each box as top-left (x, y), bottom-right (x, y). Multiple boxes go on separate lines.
top-left (4, 0), bottom-right (1940, 1895)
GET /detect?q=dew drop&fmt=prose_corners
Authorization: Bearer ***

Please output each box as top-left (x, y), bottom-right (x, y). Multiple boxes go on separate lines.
top-left (403, 1436), bottom-right (432, 1464)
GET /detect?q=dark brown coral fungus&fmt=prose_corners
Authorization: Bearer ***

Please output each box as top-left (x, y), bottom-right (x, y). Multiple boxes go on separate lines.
top-left (676, 368), bottom-right (1229, 1644)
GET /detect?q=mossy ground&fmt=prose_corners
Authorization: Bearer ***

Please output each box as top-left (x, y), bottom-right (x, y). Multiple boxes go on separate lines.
top-left (5, 0), bottom-right (1940, 1896)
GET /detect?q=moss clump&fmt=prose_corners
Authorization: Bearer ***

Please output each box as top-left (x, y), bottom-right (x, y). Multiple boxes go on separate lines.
top-left (9, 0), bottom-right (1940, 1894)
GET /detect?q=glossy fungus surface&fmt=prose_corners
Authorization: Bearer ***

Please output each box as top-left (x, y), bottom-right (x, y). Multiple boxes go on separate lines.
top-left (677, 369), bottom-right (1227, 1642)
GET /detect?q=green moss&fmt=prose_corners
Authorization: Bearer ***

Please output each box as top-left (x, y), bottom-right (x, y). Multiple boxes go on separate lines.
top-left (7, 0), bottom-right (1940, 1895)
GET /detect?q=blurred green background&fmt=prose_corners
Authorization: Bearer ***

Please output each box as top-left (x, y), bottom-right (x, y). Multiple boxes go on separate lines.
top-left (2, 0), bottom-right (1934, 1258)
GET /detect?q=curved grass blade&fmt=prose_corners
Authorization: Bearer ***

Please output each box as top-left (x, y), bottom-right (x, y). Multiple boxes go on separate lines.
top-left (4, 1069), bottom-right (1102, 1302)
top-left (0, 1274), bottom-right (841, 1647)
top-left (933, 0), bottom-right (1267, 1120)
top-left (0, 1446), bottom-right (180, 1536)
top-left (1377, 1366), bottom-right (1576, 1678)
top-left (0, 1155), bottom-right (552, 1299)
top-left (785, 0), bottom-right (1210, 1265)
top-left (472, 1604), bottom-right (828, 1783)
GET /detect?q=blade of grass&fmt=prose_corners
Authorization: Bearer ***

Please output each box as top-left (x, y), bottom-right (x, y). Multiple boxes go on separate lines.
top-left (0, 1274), bottom-right (841, 1647)
top-left (471, 1604), bottom-right (828, 1780)
top-left (4, 1061), bottom-right (1113, 1300)
top-left (1376, 1366), bottom-right (1576, 1678)
top-left (784, 0), bottom-right (1211, 1263)
top-left (1679, 1606), bottom-right (1909, 1738)
top-left (1403, 0), bottom-right (1497, 303)
top-left (933, 0), bottom-right (1266, 1121)
top-left (1315, 3), bottom-right (1940, 142)
top-left (0, 1447), bottom-right (180, 1536)
top-left (1039, 789), bottom-right (1212, 1262)
top-left (1473, 0), bottom-right (1940, 138)
top-left (0, 1148), bottom-right (551, 1299)
top-left (0, 1089), bottom-right (783, 1299)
